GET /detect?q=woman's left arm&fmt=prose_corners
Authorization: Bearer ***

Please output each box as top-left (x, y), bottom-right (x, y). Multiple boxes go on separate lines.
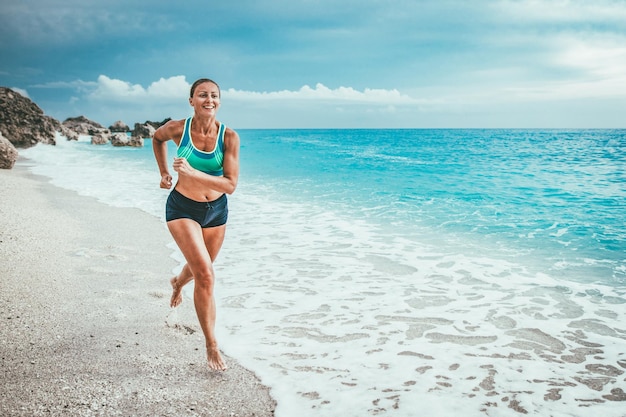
top-left (219, 127), bottom-right (240, 194)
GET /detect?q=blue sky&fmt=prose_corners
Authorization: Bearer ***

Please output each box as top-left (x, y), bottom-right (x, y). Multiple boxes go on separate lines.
top-left (1, 0), bottom-right (625, 128)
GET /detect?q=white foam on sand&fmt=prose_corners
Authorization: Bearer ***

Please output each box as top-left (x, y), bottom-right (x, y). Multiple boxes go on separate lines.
top-left (214, 185), bottom-right (626, 417)
top-left (20, 136), bottom-right (626, 417)
top-left (20, 134), bottom-right (169, 217)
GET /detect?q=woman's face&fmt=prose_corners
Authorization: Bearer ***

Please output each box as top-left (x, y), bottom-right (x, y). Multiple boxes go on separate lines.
top-left (189, 82), bottom-right (221, 117)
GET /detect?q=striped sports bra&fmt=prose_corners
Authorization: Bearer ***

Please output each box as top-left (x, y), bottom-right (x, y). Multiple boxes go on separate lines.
top-left (177, 117), bottom-right (225, 176)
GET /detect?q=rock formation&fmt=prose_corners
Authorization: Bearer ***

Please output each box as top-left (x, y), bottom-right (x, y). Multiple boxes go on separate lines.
top-left (130, 136), bottom-right (144, 147)
top-left (110, 133), bottom-right (143, 147)
top-left (144, 118), bottom-right (171, 130)
top-left (0, 132), bottom-right (18, 169)
top-left (0, 87), bottom-right (59, 148)
top-left (109, 120), bottom-right (130, 133)
top-left (132, 122), bottom-right (156, 139)
top-left (62, 116), bottom-right (106, 136)
top-left (0, 85), bottom-right (170, 169)
top-left (64, 117), bottom-right (149, 146)
top-left (109, 132), bottom-right (129, 146)
top-left (91, 131), bottom-right (111, 145)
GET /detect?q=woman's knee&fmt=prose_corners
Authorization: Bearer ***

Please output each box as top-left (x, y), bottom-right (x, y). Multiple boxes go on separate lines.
top-left (193, 268), bottom-right (216, 287)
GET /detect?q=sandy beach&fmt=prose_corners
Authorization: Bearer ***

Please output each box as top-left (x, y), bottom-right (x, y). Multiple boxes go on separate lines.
top-left (0, 160), bottom-right (276, 416)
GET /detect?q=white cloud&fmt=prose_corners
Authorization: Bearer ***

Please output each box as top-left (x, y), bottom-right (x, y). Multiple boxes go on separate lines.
top-left (10, 87), bottom-right (29, 98)
top-left (67, 76), bottom-right (424, 107)
top-left (32, 79), bottom-right (97, 91)
top-left (494, 0), bottom-right (626, 23)
top-left (87, 75), bottom-right (189, 101)
top-left (552, 33), bottom-right (626, 80)
top-left (224, 83), bottom-right (421, 105)
top-left (509, 32), bottom-right (626, 100)
top-left (32, 75), bottom-right (190, 101)
top-left (146, 76), bottom-right (190, 98)
top-left (26, 71), bottom-right (626, 129)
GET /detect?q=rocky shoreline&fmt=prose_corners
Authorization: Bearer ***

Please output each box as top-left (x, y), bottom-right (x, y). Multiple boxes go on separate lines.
top-left (0, 86), bottom-right (167, 169)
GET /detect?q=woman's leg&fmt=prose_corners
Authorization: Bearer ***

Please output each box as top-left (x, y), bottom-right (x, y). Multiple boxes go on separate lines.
top-left (170, 226), bottom-right (226, 307)
top-left (170, 263), bottom-right (193, 307)
top-left (167, 218), bottom-right (227, 371)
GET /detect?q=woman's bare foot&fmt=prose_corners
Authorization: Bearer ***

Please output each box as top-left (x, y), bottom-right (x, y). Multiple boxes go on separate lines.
top-left (207, 345), bottom-right (227, 371)
top-left (170, 276), bottom-right (183, 308)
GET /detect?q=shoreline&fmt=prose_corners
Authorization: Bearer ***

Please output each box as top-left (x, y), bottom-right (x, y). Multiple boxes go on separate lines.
top-left (0, 160), bottom-right (276, 416)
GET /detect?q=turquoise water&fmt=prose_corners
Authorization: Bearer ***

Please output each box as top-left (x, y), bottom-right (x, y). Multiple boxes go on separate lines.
top-left (21, 128), bottom-right (626, 416)
top-left (239, 128), bottom-right (625, 285)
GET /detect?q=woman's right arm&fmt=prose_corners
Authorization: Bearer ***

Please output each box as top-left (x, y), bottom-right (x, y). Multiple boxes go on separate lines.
top-left (152, 120), bottom-right (183, 189)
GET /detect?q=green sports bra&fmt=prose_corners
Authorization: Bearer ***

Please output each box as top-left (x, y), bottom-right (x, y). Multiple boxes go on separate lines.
top-left (177, 117), bottom-right (225, 176)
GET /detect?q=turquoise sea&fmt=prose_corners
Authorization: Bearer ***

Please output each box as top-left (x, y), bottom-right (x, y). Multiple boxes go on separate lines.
top-left (240, 129), bottom-right (625, 285)
top-left (21, 129), bottom-right (626, 417)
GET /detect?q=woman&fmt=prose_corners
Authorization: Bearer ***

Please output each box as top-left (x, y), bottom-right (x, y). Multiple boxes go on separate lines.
top-left (152, 78), bottom-right (240, 371)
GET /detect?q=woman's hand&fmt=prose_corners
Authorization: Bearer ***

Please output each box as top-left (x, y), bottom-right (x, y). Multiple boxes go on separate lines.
top-left (172, 157), bottom-right (195, 178)
top-left (160, 173), bottom-right (173, 189)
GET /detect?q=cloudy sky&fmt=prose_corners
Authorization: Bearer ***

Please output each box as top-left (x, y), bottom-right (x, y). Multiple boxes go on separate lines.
top-left (1, 0), bottom-right (625, 128)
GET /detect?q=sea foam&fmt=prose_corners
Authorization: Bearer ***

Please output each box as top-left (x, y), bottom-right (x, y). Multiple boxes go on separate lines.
top-left (19, 130), bottom-right (626, 416)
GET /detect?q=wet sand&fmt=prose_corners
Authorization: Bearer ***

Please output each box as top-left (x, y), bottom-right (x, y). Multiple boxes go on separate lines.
top-left (0, 161), bottom-right (276, 416)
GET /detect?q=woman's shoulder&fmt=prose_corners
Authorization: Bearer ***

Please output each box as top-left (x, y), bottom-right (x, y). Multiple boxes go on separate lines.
top-left (223, 124), bottom-right (239, 140)
top-left (164, 118), bottom-right (188, 130)
top-left (221, 124), bottom-right (240, 150)
top-left (154, 118), bottom-right (187, 140)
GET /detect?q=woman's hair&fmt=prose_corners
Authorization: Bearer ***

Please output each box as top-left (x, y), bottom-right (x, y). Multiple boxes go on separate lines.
top-left (190, 78), bottom-right (221, 98)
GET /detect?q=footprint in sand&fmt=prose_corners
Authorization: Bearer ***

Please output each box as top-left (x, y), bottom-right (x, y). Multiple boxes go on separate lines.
top-left (165, 310), bottom-right (196, 335)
